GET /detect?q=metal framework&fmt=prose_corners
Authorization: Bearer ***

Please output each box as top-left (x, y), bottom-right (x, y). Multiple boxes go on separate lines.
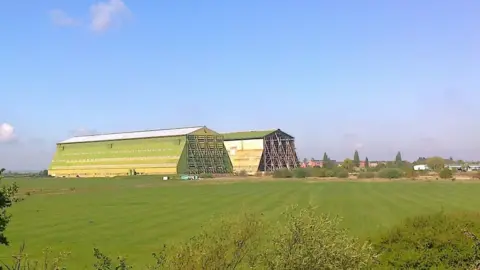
top-left (186, 135), bottom-right (229, 174)
top-left (258, 130), bottom-right (299, 171)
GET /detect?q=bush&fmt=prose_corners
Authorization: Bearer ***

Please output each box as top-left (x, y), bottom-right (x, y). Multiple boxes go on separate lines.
top-left (357, 172), bottom-right (375, 179)
top-left (403, 167), bottom-right (418, 179)
top-left (325, 169), bottom-right (336, 177)
top-left (439, 168), bottom-right (453, 179)
top-left (92, 206), bottom-right (378, 269)
top-left (6, 244), bottom-right (71, 269)
top-left (374, 212), bottom-right (480, 269)
top-left (273, 169), bottom-right (293, 178)
top-left (261, 205), bottom-right (378, 269)
top-left (0, 168), bottom-right (19, 246)
top-left (309, 167), bottom-right (326, 177)
top-left (377, 168), bottom-right (404, 179)
top-left (199, 173), bottom-right (214, 178)
top-left (157, 212), bottom-right (264, 269)
top-left (293, 168), bottom-right (309, 178)
top-left (334, 168), bottom-right (349, 178)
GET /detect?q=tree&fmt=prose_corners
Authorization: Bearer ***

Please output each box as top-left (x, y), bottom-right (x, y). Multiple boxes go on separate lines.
top-left (302, 158), bottom-right (308, 165)
top-left (0, 168), bottom-right (19, 245)
top-left (353, 150), bottom-right (360, 167)
top-left (426, 156), bottom-right (445, 171)
top-left (439, 168), bottom-right (453, 179)
top-left (343, 158), bottom-right (354, 171)
top-left (395, 151), bottom-right (402, 164)
top-left (461, 162), bottom-right (469, 172)
top-left (445, 157), bottom-right (455, 165)
top-left (39, 169), bottom-right (49, 177)
top-left (365, 157), bottom-right (369, 168)
top-left (375, 163), bottom-right (387, 170)
top-left (261, 206), bottom-right (377, 269)
top-left (414, 157), bottom-right (427, 165)
top-left (322, 152), bottom-right (331, 168)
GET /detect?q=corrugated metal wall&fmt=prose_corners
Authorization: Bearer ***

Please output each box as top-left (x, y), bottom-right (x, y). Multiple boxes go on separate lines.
top-left (48, 137), bottom-right (186, 177)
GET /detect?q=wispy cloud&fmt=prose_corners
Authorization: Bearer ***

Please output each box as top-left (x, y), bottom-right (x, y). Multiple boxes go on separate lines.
top-left (90, 0), bottom-right (131, 32)
top-left (0, 123), bottom-right (17, 143)
top-left (49, 9), bottom-right (79, 27)
top-left (49, 0), bottom-right (130, 33)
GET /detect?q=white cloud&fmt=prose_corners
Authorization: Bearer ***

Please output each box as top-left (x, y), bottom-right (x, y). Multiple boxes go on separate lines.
top-left (89, 0), bottom-right (130, 32)
top-left (49, 9), bottom-right (79, 27)
top-left (0, 123), bottom-right (16, 143)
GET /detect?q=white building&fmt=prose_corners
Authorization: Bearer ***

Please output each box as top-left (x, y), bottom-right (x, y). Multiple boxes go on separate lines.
top-left (446, 165), bottom-right (463, 171)
top-left (414, 164), bottom-right (429, 171)
top-left (468, 165), bottom-right (480, 171)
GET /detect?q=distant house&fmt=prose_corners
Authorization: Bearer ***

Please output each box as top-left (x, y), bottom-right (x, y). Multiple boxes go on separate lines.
top-left (468, 165), bottom-right (480, 171)
top-left (300, 160), bottom-right (322, 168)
top-left (446, 164), bottom-right (462, 171)
top-left (368, 162), bottom-right (379, 168)
top-left (301, 159), bottom-right (385, 168)
top-left (414, 164), bottom-right (429, 171)
top-left (310, 160), bottom-right (322, 167)
top-left (300, 159), bottom-right (338, 168)
top-left (362, 161), bottom-right (383, 168)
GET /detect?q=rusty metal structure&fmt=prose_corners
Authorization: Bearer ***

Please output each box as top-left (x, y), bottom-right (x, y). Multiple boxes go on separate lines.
top-left (260, 130), bottom-right (299, 171)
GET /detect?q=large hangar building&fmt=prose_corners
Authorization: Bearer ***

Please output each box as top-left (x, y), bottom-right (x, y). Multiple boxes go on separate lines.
top-left (49, 126), bottom-right (232, 177)
top-left (222, 129), bottom-right (299, 175)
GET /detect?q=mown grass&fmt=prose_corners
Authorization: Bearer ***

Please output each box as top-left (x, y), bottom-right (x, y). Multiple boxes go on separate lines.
top-left (1, 177), bottom-right (480, 268)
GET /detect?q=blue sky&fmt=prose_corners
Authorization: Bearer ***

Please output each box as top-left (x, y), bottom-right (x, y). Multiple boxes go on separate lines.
top-left (1, 0), bottom-right (480, 170)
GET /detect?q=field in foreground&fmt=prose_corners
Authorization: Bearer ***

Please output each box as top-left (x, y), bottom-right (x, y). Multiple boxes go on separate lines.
top-left (1, 177), bottom-right (480, 268)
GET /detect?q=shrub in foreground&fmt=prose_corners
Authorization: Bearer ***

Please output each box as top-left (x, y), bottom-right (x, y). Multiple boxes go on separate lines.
top-left (261, 206), bottom-right (378, 269)
top-left (374, 211), bottom-right (480, 269)
top-left (273, 169), bottom-right (293, 178)
top-left (376, 168), bottom-right (404, 179)
top-left (12, 206), bottom-right (375, 269)
top-left (324, 169), bottom-right (336, 177)
top-left (335, 168), bottom-right (349, 178)
top-left (157, 212), bottom-right (264, 269)
top-left (439, 168), bottom-right (453, 179)
top-left (0, 168), bottom-right (19, 246)
top-left (87, 206), bottom-right (377, 269)
top-left (403, 167), bottom-right (418, 179)
top-left (309, 167), bottom-right (326, 177)
top-left (293, 168), bottom-right (309, 178)
top-left (6, 243), bottom-right (71, 270)
top-left (357, 172), bottom-right (375, 179)
top-left (169, 206), bottom-right (376, 269)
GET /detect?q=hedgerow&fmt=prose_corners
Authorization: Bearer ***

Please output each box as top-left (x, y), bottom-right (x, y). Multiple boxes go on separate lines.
top-left (374, 211), bottom-right (480, 269)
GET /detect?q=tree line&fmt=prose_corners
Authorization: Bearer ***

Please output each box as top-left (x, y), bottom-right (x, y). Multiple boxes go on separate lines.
top-left (303, 150), bottom-right (464, 172)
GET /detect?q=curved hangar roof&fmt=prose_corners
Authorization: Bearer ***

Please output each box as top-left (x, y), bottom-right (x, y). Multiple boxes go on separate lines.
top-left (222, 129), bottom-right (293, 141)
top-left (59, 126), bottom-right (205, 144)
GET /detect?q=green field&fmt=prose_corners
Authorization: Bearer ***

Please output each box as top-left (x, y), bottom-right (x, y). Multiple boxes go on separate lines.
top-left (1, 177), bottom-right (480, 268)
